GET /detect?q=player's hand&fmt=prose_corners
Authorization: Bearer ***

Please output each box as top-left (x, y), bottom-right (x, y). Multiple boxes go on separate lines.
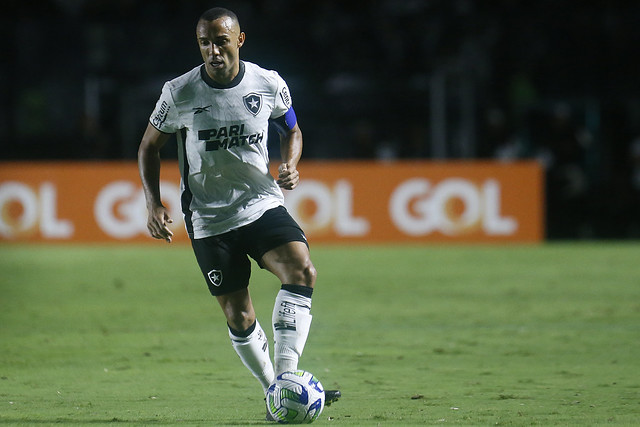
top-left (277, 163), bottom-right (299, 190)
top-left (146, 204), bottom-right (174, 243)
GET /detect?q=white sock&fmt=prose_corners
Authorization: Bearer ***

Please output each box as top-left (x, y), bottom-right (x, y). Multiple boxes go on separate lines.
top-left (228, 320), bottom-right (275, 394)
top-left (272, 288), bottom-right (313, 375)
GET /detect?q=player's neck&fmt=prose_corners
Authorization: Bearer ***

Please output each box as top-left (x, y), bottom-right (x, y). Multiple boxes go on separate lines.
top-left (208, 63), bottom-right (238, 84)
top-left (201, 61), bottom-right (245, 89)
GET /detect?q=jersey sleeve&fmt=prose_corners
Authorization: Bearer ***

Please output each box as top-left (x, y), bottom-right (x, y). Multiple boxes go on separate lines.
top-left (270, 73), bottom-right (293, 120)
top-left (149, 82), bottom-right (180, 134)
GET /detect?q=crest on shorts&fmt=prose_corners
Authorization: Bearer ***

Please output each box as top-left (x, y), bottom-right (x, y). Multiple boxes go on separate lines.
top-left (243, 93), bottom-right (262, 116)
top-left (207, 269), bottom-right (223, 287)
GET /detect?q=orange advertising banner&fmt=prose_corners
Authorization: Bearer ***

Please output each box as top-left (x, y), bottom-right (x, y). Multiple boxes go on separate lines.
top-left (0, 161), bottom-right (543, 243)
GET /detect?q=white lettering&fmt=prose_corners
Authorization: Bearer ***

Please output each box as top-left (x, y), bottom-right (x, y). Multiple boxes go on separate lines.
top-left (284, 180), bottom-right (370, 236)
top-left (94, 180), bottom-right (182, 239)
top-left (482, 179), bottom-right (517, 234)
top-left (430, 178), bottom-right (480, 235)
top-left (284, 180), bottom-right (332, 233)
top-left (389, 178), bottom-right (435, 235)
top-left (39, 182), bottom-right (74, 238)
top-left (94, 181), bottom-right (144, 238)
top-left (334, 180), bottom-right (370, 236)
top-left (0, 181), bottom-right (73, 239)
top-left (389, 178), bottom-right (517, 236)
top-left (0, 182), bottom-right (39, 237)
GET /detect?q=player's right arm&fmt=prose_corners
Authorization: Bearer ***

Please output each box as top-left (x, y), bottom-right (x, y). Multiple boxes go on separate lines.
top-left (138, 123), bottom-right (174, 243)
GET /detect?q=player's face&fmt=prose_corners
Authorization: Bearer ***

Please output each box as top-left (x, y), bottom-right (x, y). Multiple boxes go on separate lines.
top-left (196, 16), bottom-right (245, 84)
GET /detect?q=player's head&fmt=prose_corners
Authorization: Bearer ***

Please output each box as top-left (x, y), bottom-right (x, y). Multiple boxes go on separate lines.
top-left (196, 7), bottom-right (245, 84)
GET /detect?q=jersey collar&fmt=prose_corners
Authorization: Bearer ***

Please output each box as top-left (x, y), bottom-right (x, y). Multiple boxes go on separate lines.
top-left (200, 61), bottom-right (245, 89)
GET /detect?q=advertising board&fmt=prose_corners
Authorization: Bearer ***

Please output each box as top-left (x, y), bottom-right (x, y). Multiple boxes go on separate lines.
top-left (0, 161), bottom-right (543, 243)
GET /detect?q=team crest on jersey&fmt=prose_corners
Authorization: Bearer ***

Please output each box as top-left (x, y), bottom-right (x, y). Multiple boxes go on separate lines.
top-left (207, 269), bottom-right (223, 287)
top-left (243, 93), bottom-right (262, 116)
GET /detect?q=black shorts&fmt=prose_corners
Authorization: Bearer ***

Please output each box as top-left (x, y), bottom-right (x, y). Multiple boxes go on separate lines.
top-left (191, 206), bottom-right (308, 296)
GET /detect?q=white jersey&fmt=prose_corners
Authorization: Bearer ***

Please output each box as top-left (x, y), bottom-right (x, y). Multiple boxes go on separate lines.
top-left (149, 61), bottom-right (293, 239)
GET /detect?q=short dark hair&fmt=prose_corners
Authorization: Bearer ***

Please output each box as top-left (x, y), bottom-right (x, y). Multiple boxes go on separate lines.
top-left (198, 7), bottom-right (239, 25)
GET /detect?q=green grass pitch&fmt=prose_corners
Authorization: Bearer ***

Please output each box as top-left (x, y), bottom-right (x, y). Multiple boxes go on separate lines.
top-left (1, 242), bottom-right (639, 425)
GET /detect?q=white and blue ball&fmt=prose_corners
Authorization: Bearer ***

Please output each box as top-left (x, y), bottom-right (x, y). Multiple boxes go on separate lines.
top-left (266, 370), bottom-right (325, 424)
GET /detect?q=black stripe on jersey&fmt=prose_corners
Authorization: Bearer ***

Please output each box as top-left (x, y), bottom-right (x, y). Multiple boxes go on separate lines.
top-left (177, 128), bottom-right (194, 237)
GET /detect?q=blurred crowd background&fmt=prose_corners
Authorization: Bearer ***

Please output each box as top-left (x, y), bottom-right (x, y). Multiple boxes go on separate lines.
top-left (2, 0), bottom-right (639, 239)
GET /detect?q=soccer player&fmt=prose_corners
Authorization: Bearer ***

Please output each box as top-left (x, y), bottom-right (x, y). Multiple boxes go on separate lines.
top-left (137, 7), bottom-right (339, 419)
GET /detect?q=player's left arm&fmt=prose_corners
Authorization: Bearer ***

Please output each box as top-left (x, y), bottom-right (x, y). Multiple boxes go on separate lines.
top-left (272, 108), bottom-right (302, 190)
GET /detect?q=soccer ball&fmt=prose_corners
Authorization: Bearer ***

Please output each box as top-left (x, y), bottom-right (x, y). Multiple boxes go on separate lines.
top-left (266, 370), bottom-right (325, 424)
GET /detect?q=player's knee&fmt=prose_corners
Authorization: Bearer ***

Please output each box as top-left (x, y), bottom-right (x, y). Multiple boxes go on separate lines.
top-left (285, 257), bottom-right (316, 287)
top-left (300, 259), bottom-right (317, 287)
top-left (226, 309), bottom-right (256, 332)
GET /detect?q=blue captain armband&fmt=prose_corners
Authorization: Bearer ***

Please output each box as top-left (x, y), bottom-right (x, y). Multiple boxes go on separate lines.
top-left (271, 107), bottom-right (298, 136)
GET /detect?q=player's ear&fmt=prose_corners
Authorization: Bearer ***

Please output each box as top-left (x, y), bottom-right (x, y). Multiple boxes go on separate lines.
top-left (237, 32), bottom-right (245, 48)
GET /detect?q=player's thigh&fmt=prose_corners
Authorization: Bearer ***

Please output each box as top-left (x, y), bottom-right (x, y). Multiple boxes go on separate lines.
top-left (261, 240), bottom-right (316, 287)
top-left (191, 233), bottom-right (251, 296)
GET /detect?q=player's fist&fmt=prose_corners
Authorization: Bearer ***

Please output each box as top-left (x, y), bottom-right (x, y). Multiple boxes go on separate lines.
top-left (146, 205), bottom-right (174, 243)
top-left (277, 163), bottom-right (299, 190)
